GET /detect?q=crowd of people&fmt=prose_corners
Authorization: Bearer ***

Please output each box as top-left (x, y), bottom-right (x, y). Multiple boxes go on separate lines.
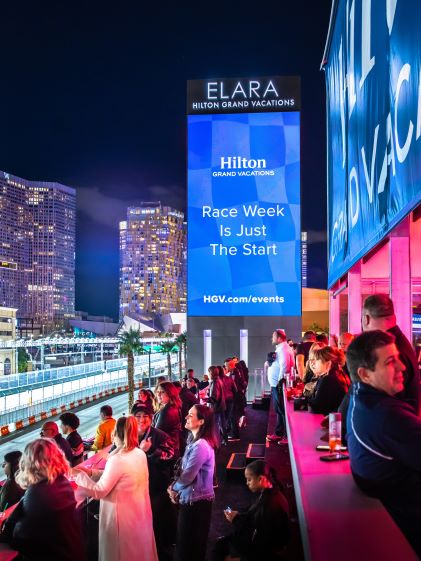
top-left (2, 291), bottom-right (419, 560)
top-left (267, 294), bottom-right (421, 557)
top-left (0, 356), bottom-right (291, 561)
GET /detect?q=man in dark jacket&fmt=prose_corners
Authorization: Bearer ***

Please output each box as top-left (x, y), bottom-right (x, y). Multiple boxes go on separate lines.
top-left (340, 294), bottom-right (420, 439)
top-left (41, 422), bottom-right (73, 465)
top-left (346, 330), bottom-right (421, 557)
top-left (362, 294), bottom-right (420, 412)
top-left (133, 405), bottom-right (176, 561)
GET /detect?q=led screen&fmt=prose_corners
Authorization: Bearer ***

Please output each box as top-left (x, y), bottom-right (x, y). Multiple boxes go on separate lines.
top-left (187, 111), bottom-right (301, 316)
top-left (325, 0), bottom-right (421, 287)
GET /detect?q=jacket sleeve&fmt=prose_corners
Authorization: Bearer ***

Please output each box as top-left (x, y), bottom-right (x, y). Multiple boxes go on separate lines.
top-left (75, 455), bottom-right (123, 499)
top-left (172, 441), bottom-right (209, 491)
top-left (381, 403), bottom-right (421, 470)
top-left (91, 424), bottom-right (105, 452)
top-left (59, 438), bottom-right (74, 464)
top-left (148, 429), bottom-right (175, 462)
top-left (251, 493), bottom-right (290, 553)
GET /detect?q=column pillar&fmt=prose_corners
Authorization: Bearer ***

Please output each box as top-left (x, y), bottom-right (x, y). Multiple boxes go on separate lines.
top-left (203, 330), bottom-right (212, 374)
top-left (390, 217), bottom-right (412, 340)
top-left (240, 329), bottom-right (248, 365)
top-left (348, 261), bottom-right (362, 334)
top-left (329, 285), bottom-right (341, 338)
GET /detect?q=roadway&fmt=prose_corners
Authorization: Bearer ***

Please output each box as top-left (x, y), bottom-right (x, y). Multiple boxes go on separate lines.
top-left (0, 391), bottom-right (131, 461)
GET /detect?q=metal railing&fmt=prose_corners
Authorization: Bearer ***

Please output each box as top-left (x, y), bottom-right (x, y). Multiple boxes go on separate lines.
top-left (0, 355), bottom-right (180, 426)
top-left (0, 367), bottom-right (173, 426)
top-left (0, 355), bottom-right (164, 392)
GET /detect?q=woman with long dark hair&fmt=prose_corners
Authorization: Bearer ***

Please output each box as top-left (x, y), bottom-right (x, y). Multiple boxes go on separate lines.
top-left (153, 381), bottom-right (182, 457)
top-left (0, 451), bottom-right (24, 512)
top-left (213, 460), bottom-right (290, 561)
top-left (131, 388), bottom-right (155, 414)
top-left (168, 404), bottom-right (217, 561)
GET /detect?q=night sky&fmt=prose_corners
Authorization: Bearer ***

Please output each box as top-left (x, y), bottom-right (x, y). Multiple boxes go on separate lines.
top-left (0, 2), bottom-right (332, 319)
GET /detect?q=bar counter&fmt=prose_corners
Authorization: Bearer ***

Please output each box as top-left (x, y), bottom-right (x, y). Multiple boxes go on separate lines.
top-left (285, 395), bottom-right (419, 561)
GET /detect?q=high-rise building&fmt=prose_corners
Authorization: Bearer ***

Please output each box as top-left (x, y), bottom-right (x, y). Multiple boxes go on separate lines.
top-left (119, 203), bottom-right (186, 318)
top-left (0, 170), bottom-right (76, 331)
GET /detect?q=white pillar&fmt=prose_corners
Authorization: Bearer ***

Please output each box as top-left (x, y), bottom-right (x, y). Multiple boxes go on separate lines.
top-left (329, 286), bottom-right (341, 338)
top-left (203, 330), bottom-right (212, 374)
top-left (390, 217), bottom-right (412, 340)
top-left (240, 329), bottom-right (248, 365)
top-left (348, 261), bottom-right (362, 334)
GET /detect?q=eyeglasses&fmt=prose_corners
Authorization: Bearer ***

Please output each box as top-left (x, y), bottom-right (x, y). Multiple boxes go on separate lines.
top-left (40, 428), bottom-right (52, 436)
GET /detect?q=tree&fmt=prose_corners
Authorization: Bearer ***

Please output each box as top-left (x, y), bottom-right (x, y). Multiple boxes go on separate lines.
top-left (118, 327), bottom-right (143, 411)
top-left (307, 322), bottom-right (329, 335)
top-left (159, 336), bottom-right (178, 381)
top-left (175, 332), bottom-right (187, 379)
top-left (18, 348), bottom-right (31, 373)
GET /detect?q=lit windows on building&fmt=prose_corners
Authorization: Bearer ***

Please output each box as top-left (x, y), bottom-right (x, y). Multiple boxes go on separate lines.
top-left (0, 170), bottom-right (75, 331)
top-left (119, 203), bottom-right (186, 318)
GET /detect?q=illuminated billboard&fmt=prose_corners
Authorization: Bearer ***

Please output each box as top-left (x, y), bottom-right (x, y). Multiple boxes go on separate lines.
top-left (187, 77), bottom-right (301, 316)
top-left (325, 1), bottom-right (421, 287)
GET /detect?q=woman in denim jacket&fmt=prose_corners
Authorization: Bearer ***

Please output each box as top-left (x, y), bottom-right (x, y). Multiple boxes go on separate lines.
top-left (168, 404), bottom-right (217, 561)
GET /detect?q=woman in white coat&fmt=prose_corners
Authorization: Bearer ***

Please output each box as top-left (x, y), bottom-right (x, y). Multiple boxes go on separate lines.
top-left (75, 415), bottom-right (158, 561)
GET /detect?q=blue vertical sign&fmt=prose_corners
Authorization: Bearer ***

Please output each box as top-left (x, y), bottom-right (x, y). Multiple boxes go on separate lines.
top-left (325, 0), bottom-right (421, 287)
top-left (187, 77), bottom-right (301, 316)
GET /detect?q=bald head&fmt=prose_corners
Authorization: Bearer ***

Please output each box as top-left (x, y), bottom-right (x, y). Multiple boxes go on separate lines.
top-left (41, 421), bottom-right (58, 437)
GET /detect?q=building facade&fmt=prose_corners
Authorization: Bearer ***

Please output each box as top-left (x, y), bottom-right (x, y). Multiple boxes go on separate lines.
top-left (323, 1), bottom-right (421, 353)
top-left (119, 203), bottom-right (186, 319)
top-left (0, 306), bottom-right (17, 375)
top-left (0, 170), bottom-right (76, 331)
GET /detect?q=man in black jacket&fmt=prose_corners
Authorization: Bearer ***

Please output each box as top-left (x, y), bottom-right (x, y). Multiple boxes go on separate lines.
top-left (362, 294), bottom-right (420, 413)
top-left (40, 421), bottom-right (73, 465)
top-left (347, 330), bottom-right (421, 557)
top-left (339, 294), bottom-right (421, 439)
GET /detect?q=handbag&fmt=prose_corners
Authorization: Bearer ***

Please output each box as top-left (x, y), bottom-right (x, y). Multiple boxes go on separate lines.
top-left (303, 380), bottom-right (317, 399)
top-left (169, 457), bottom-right (183, 505)
top-left (172, 457), bottom-right (183, 483)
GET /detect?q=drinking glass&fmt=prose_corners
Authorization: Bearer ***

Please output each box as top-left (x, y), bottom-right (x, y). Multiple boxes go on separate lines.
top-left (329, 412), bottom-right (342, 455)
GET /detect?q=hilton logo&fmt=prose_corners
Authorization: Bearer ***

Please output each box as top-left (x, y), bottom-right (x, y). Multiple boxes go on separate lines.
top-left (207, 80), bottom-right (279, 100)
top-left (220, 157), bottom-right (267, 169)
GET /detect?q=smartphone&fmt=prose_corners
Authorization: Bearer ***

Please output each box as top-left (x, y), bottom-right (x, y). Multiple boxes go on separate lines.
top-left (316, 445), bottom-right (347, 452)
top-left (225, 506), bottom-right (232, 513)
top-left (320, 453), bottom-right (349, 462)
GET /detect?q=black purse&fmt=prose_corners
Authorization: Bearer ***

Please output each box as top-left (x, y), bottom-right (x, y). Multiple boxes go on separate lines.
top-left (172, 457), bottom-right (183, 483)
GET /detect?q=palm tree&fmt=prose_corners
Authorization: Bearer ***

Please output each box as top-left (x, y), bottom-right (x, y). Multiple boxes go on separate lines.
top-left (175, 332), bottom-right (187, 379)
top-left (159, 336), bottom-right (178, 381)
top-left (118, 327), bottom-right (143, 411)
